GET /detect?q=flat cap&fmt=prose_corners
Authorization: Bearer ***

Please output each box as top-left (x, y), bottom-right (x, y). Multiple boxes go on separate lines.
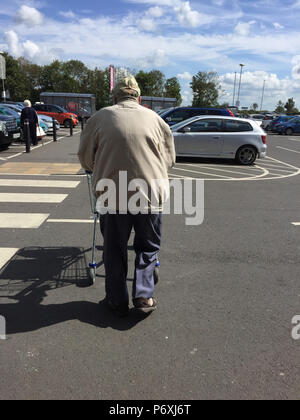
top-left (112, 75), bottom-right (141, 98)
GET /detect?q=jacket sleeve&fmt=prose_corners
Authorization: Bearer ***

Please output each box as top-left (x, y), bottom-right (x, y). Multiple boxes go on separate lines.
top-left (33, 109), bottom-right (38, 125)
top-left (161, 120), bottom-right (176, 169)
top-left (77, 116), bottom-right (98, 172)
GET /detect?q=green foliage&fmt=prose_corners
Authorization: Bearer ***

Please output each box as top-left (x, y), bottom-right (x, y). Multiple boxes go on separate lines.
top-left (1, 54), bottom-right (182, 110)
top-left (2, 53), bottom-right (32, 101)
top-left (135, 70), bottom-right (165, 97)
top-left (252, 103), bottom-right (258, 111)
top-left (191, 71), bottom-right (220, 107)
top-left (164, 77), bottom-right (182, 105)
top-left (284, 98), bottom-right (299, 115)
top-left (275, 100), bottom-right (285, 114)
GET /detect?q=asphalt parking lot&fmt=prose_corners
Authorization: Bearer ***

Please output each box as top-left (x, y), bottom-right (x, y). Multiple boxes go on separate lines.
top-left (0, 130), bottom-right (299, 400)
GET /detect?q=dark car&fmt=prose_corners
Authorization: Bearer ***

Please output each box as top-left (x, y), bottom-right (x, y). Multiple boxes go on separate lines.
top-left (276, 116), bottom-right (300, 135)
top-left (0, 115), bottom-right (20, 149)
top-left (160, 107), bottom-right (235, 126)
top-left (269, 116), bottom-right (294, 132)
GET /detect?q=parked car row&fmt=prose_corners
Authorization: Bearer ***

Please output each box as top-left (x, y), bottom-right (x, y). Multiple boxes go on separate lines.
top-left (0, 101), bottom-right (63, 149)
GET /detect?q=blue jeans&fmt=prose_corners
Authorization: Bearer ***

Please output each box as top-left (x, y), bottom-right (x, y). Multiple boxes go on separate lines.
top-left (101, 213), bottom-right (162, 304)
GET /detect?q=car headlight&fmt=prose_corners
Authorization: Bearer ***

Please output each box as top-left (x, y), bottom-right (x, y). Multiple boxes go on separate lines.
top-left (0, 121), bottom-right (7, 132)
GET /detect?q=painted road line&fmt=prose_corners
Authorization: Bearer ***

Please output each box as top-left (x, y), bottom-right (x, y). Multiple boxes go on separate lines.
top-left (47, 219), bottom-right (94, 223)
top-left (0, 193), bottom-right (68, 203)
top-left (172, 166), bottom-right (232, 178)
top-left (179, 163), bottom-right (260, 177)
top-left (292, 223), bottom-right (300, 226)
top-left (0, 179), bottom-right (80, 188)
top-left (0, 248), bottom-right (19, 270)
top-left (277, 146), bottom-right (300, 154)
top-left (0, 213), bottom-right (49, 228)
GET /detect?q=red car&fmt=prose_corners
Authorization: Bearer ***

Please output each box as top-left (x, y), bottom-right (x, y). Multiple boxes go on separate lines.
top-left (33, 104), bottom-right (78, 128)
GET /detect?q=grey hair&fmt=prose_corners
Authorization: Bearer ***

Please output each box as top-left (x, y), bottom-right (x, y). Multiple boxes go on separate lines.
top-left (23, 100), bottom-right (32, 107)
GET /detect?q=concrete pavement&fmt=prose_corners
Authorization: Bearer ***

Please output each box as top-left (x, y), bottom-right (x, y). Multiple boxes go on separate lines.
top-left (0, 131), bottom-right (300, 400)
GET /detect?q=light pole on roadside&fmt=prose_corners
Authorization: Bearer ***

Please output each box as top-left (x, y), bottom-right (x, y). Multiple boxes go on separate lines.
top-left (236, 64), bottom-right (245, 109)
top-left (260, 79), bottom-right (266, 111)
top-left (232, 71), bottom-right (237, 108)
top-left (0, 51), bottom-right (6, 101)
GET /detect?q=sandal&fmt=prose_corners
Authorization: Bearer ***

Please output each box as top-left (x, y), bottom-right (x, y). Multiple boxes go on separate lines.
top-left (133, 297), bottom-right (157, 314)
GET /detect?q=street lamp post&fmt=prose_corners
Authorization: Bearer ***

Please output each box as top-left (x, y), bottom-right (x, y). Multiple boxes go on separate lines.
top-left (0, 52), bottom-right (6, 101)
top-left (232, 71), bottom-right (237, 108)
top-left (236, 64), bottom-right (245, 109)
top-left (260, 79), bottom-right (266, 111)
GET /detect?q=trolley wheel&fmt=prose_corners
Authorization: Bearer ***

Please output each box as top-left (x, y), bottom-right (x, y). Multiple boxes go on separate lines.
top-left (154, 265), bottom-right (159, 285)
top-left (88, 267), bottom-right (96, 285)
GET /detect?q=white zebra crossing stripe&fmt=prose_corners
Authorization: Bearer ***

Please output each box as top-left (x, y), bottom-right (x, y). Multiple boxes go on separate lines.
top-left (0, 248), bottom-right (19, 269)
top-left (47, 219), bottom-right (94, 223)
top-left (292, 223), bottom-right (300, 226)
top-left (0, 213), bottom-right (49, 228)
top-left (0, 179), bottom-right (80, 188)
top-left (0, 193), bottom-right (68, 203)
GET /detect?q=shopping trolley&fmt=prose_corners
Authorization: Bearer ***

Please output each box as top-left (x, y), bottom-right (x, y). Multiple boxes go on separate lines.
top-left (86, 171), bottom-right (99, 284)
top-left (85, 171), bottom-right (160, 286)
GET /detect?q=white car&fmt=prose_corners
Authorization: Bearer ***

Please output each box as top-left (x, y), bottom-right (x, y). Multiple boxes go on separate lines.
top-left (39, 115), bottom-right (60, 133)
top-left (171, 115), bottom-right (267, 165)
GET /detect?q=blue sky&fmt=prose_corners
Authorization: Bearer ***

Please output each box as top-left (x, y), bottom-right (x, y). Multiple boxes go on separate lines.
top-left (1, 0), bottom-right (300, 109)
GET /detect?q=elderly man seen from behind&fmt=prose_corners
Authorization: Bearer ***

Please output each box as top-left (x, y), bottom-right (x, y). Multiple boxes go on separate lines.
top-left (78, 75), bottom-right (175, 317)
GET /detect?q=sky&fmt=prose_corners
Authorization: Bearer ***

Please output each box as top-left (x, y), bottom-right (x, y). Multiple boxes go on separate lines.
top-left (0, 0), bottom-right (300, 110)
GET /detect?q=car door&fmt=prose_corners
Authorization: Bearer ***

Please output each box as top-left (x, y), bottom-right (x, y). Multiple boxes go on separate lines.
top-left (174, 118), bottom-right (224, 156)
top-left (293, 118), bottom-right (300, 133)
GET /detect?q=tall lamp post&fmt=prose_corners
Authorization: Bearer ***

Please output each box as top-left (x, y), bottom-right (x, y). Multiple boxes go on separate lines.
top-left (260, 79), bottom-right (266, 111)
top-left (232, 71), bottom-right (237, 108)
top-left (236, 63), bottom-right (245, 109)
top-left (0, 52), bottom-right (6, 101)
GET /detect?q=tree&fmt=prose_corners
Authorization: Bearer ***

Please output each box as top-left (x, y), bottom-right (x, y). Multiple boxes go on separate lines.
top-left (252, 103), bottom-right (258, 111)
top-left (1, 53), bottom-right (32, 101)
top-left (285, 98), bottom-right (299, 115)
top-left (190, 71), bottom-right (220, 107)
top-left (164, 77), bottom-right (182, 105)
top-left (275, 100), bottom-right (285, 114)
top-left (135, 70), bottom-right (165, 97)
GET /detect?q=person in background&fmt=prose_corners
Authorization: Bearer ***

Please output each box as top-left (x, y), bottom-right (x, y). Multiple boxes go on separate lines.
top-left (78, 75), bottom-right (175, 317)
top-left (20, 100), bottom-right (38, 146)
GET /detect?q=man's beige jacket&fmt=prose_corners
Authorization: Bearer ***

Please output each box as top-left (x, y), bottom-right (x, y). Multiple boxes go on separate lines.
top-left (78, 98), bottom-right (176, 212)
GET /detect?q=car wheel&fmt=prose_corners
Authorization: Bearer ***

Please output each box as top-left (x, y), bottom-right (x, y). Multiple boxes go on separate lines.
top-left (235, 146), bottom-right (257, 165)
top-left (64, 119), bottom-right (71, 128)
top-left (285, 128), bottom-right (293, 136)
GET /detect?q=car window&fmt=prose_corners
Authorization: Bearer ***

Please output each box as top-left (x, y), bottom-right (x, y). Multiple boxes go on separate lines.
top-left (189, 109), bottom-right (207, 117)
top-left (165, 109), bottom-right (191, 123)
top-left (47, 105), bottom-right (58, 113)
top-left (224, 120), bottom-right (253, 132)
top-left (187, 118), bottom-right (223, 132)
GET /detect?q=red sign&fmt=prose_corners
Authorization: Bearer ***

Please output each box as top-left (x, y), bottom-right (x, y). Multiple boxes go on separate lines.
top-left (110, 65), bottom-right (114, 93)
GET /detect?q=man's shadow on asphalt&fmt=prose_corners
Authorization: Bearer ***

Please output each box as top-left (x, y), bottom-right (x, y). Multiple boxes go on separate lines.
top-left (0, 247), bottom-right (147, 335)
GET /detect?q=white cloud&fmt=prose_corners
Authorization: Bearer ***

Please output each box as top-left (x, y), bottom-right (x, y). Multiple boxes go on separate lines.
top-left (174, 1), bottom-right (203, 28)
top-left (4, 30), bottom-right (21, 57)
top-left (139, 17), bottom-right (157, 31)
top-left (292, 56), bottom-right (300, 80)
top-left (22, 40), bottom-right (40, 59)
top-left (137, 49), bottom-right (169, 68)
top-left (147, 6), bottom-right (164, 18)
top-left (4, 29), bottom-right (57, 64)
top-left (59, 11), bottom-right (76, 19)
top-left (273, 22), bottom-right (284, 30)
top-left (220, 70), bottom-right (300, 109)
top-left (234, 21), bottom-right (256, 36)
top-left (14, 5), bottom-right (43, 26)
top-left (177, 71), bottom-right (192, 80)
